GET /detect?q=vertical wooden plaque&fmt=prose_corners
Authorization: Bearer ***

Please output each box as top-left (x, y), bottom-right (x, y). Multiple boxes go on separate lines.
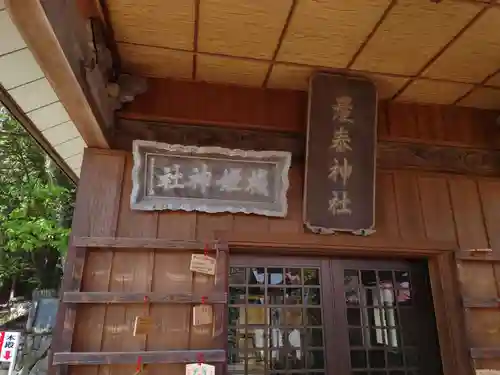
top-left (303, 72), bottom-right (378, 235)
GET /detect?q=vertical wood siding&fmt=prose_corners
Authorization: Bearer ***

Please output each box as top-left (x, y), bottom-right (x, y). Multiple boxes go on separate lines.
top-left (65, 102), bottom-right (500, 375)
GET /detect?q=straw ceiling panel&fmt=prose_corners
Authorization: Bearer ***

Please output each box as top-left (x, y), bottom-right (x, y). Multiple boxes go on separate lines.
top-left (369, 74), bottom-right (409, 100)
top-left (396, 80), bottom-right (474, 104)
top-left (275, 0), bottom-right (391, 67)
top-left (458, 88), bottom-right (500, 109)
top-left (196, 55), bottom-right (269, 87)
top-left (108, 0), bottom-right (500, 109)
top-left (106, 0), bottom-right (195, 50)
top-left (267, 64), bottom-right (408, 100)
top-left (486, 73), bottom-right (500, 87)
top-left (351, 0), bottom-right (482, 75)
top-left (423, 7), bottom-right (500, 83)
top-left (267, 64), bottom-right (312, 91)
top-left (198, 0), bottom-right (292, 59)
top-left (118, 44), bottom-right (193, 79)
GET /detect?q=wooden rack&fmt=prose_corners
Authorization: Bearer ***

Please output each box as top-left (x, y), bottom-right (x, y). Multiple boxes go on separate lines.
top-left (455, 248), bottom-right (500, 366)
top-left (52, 237), bottom-right (229, 375)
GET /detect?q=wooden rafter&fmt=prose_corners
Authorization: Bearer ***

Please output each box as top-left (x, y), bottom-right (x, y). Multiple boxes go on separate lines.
top-left (53, 350), bottom-right (227, 365)
top-left (6, 0), bottom-right (109, 148)
top-left (62, 291), bottom-right (228, 304)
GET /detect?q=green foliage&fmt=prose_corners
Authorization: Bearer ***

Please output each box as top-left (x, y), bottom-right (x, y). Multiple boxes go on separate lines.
top-left (0, 106), bottom-right (75, 293)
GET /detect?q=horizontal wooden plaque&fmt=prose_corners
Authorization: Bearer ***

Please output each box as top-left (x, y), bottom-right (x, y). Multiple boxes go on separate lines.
top-left (131, 140), bottom-right (291, 217)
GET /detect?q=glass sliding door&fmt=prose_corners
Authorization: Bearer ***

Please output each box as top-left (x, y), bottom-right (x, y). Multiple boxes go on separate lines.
top-left (228, 256), bottom-right (442, 375)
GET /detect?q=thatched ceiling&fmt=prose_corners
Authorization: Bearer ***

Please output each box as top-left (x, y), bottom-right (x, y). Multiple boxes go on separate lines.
top-left (105, 0), bottom-right (500, 109)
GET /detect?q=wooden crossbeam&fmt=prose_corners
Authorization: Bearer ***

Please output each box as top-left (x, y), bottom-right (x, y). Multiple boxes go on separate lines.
top-left (456, 250), bottom-right (500, 262)
top-left (462, 298), bottom-right (500, 308)
top-left (71, 236), bottom-right (226, 251)
top-left (53, 350), bottom-right (227, 365)
top-left (63, 291), bottom-right (227, 304)
top-left (470, 348), bottom-right (500, 359)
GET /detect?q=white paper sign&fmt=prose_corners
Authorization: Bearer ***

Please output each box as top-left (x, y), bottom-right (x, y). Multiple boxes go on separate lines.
top-left (0, 332), bottom-right (20, 362)
top-left (185, 363), bottom-right (215, 375)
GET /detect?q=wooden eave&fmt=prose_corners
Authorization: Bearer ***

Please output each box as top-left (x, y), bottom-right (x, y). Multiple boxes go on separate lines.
top-left (0, 0), bottom-right (112, 179)
top-left (4, 0), bottom-right (500, 177)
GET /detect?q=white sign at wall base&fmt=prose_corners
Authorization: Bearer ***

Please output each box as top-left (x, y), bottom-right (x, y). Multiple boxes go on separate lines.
top-left (0, 331), bottom-right (20, 362)
top-left (185, 363), bottom-right (215, 375)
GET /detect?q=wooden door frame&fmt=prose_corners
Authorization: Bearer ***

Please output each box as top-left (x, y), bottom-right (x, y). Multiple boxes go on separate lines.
top-left (218, 230), bottom-right (471, 375)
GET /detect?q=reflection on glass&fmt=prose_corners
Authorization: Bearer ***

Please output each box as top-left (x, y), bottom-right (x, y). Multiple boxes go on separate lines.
top-left (304, 269), bottom-right (320, 285)
top-left (285, 288), bottom-right (302, 305)
top-left (349, 327), bottom-right (363, 346)
top-left (306, 308), bottom-right (322, 326)
top-left (345, 267), bottom-right (420, 374)
top-left (285, 308), bottom-right (302, 326)
top-left (285, 268), bottom-right (301, 285)
top-left (304, 288), bottom-right (321, 305)
top-left (228, 266), bottom-right (325, 374)
top-left (229, 267), bottom-right (247, 284)
top-left (229, 286), bottom-right (246, 304)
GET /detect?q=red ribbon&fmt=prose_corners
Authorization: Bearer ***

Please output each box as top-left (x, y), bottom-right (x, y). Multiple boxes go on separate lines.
top-left (143, 295), bottom-right (149, 303)
top-left (197, 352), bottom-right (204, 365)
top-left (201, 296), bottom-right (206, 304)
top-left (136, 356), bottom-right (142, 372)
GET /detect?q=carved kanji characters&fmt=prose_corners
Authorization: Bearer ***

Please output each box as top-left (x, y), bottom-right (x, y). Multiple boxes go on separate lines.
top-left (329, 191), bottom-right (352, 216)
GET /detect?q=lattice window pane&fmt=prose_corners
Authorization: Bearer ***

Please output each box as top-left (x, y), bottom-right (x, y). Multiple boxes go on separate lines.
top-left (345, 267), bottom-right (419, 375)
top-left (228, 266), bottom-right (326, 375)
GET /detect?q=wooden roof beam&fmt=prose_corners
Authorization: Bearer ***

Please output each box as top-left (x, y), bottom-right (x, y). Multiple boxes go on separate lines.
top-left (6, 0), bottom-right (109, 148)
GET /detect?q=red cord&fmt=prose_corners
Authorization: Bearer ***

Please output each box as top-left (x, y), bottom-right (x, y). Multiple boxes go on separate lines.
top-left (197, 352), bottom-right (204, 365)
top-left (136, 356), bottom-right (142, 372)
top-left (204, 244), bottom-right (208, 258)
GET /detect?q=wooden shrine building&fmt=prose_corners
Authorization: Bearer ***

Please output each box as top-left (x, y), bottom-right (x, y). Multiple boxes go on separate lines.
top-left (2, 1), bottom-right (500, 375)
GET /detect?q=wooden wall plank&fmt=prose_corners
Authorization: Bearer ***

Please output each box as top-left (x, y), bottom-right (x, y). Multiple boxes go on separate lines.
top-left (393, 171), bottom-right (426, 241)
top-left (121, 78), bottom-right (307, 133)
top-left (387, 102), bottom-right (419, 139)
top-left (458, 262), bottom-right (497, 301)
top-left (437, 254), bottom-right (474, 375)
top-left (373, 171), bottom-right (400, 239)
top-left (467, 309), bottom-right (500, 348)
top-left (72, 250), bottom-right (113, 350)
top-left (377, 101), bottom-right (389, 138)
top-left (419, 175), bottom-right (457, 243)
top-left (119, 79), bottom-right (500, 149)
top-left (473, 109), bottom-right (500, 150)
top-left (91, 154), bottom-right (158, 371)
top-left (196, 215), bottom-right (234, 241)
top-left (116, 155), bottom-right (158, 238)
top-left (269, 166), bottom-right (303, 233)
top-left (233, 214), bottom-right (269, 234)
top-left (64, 150), bottom-right (126, 375)
top-left (428, 257), bottom-right (456, 375)
top-left (157, 212), bottom-right (197, 241)
top-left (416, 104), bottom-right (444, 141)
top-left (478, 179), bottom-right (500, 253)
top-left (71, 150), bottom-right (127, 237)
top-left (60, 247), bottom-right (86, 375)
top-left (101, 252), bottom-right (153, 351)
top-left (449, 177), bottom-right (489, 250)
top-left (148, 252), bottom-right (191, 351)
